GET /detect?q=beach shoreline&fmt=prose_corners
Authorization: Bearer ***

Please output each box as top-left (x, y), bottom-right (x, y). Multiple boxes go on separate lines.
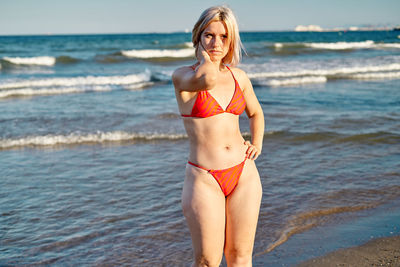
top-left (253, 198), bottom-right (400, 266)
top-left (296, 235), bottom-right (400, 266)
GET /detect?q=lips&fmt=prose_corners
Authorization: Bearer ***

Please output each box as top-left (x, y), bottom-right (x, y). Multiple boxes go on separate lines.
top-left (209, 50), bottom-right (222, 54)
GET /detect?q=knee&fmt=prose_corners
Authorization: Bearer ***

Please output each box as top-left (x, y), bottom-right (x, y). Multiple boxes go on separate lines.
top-left (193, 253), bottom-right (222, 267)
top-left (225, 247), bottom-right (252, 266)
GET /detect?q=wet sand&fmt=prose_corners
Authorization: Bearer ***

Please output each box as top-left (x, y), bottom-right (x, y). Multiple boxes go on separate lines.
top-left (297, 235), bottom-right (400, 267)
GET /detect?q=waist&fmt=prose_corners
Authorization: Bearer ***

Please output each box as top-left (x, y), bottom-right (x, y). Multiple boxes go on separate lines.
top-left (183, 114), bottom-right (245, 168)
top-left (187, 138), bottom-right (247, 169)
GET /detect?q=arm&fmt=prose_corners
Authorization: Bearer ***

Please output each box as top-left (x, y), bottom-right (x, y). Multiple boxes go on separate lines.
top-left (240, 70), bottom-right (265, 160)
top-left (172, 44), bottom-right (218, 92)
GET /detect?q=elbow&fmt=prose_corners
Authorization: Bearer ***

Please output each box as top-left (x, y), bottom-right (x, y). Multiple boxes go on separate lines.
top-left (249, 108), bottom-right (264, 120)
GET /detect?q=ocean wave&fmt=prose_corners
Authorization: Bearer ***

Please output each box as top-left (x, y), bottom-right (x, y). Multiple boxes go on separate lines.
top-left (347, 71), bottom-right (400, 80)
top-left (56, 55), bottom-right (80, 64)
top-left (377, 43), bottom-right (400, 49)
top-left (2, 130), bottom-right (397, 149)
top-left (0, 72), bottom-right (151, 90)
top-left (267, 131), bottom-right (400, 145)
top-left (184, 42), bottom-right (193, 48)
top-left (0, 86), bottom-right (112, 99)
top-left (248, 63), bottom-right (400, 79)
top-left (248, 63), bottom-right (400, 85)
top-left (266, 76), bottom-right (327, 86)
top-left (271, 41), bottom-right (400, 53)
top-left (121, 48), bottom-right (194, 59)
top-left (0, 131), bottom-right (188, 150)
top-left (2, 56), bottom-right (56, 66)
top-left (305, 40), bottom-right (375, 50)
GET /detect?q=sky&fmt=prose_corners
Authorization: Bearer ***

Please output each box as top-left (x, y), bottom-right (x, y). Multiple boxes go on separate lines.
top-left (0, 0), bottom-right (399, 35)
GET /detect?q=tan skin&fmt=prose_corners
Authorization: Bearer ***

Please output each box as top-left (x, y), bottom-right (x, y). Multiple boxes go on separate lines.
top-left (172, 21), bottom-right (264, 267)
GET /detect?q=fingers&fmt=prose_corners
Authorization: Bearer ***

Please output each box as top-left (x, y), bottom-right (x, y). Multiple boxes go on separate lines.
top-left (195, 44), bottom-right (202, 62)
top-left (196, 42), bottom-right (211, 63)
top-left (244, 141), bottom-right (261, 160)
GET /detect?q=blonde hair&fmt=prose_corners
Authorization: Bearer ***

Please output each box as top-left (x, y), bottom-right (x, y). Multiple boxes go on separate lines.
top-left (192, 5), bottom-right (243, 66)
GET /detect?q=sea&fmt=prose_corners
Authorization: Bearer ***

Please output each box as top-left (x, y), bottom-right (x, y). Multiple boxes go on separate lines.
top-left (1, 31), bottom-right (399, 266)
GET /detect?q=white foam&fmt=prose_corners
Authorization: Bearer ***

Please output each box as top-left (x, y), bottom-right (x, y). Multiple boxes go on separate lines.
top-left (121, 48), bottom-right (194, 58)
top-left (184, 42), bottom-right (193, 48)
top-left (267, 76), bottom-right (327, 86)
top-left (247, 63), bottom-right (400, 79)
top-left (377, 43), bottom-right (400, 49)
top-left (348, 71), bottom-right (400, 80)
top-left (123, 82), bottom-right (154, 90)
top-left (305, 40), bottom-right (375, 50)
top-left (0, 72), bottom-right (151, 90)
top-left (2, 56), bottom-right (56, 66)
top-left (0, 86), bottom-right (111, 99)
top-left (0, 131), bottom-right (188, 149)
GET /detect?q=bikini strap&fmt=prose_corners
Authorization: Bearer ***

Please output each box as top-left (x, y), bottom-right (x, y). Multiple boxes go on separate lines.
top-left (190, 63), bottom-right (199, 70)
top-left (225, 65), bottom-right (238, 83)
top-left (187, 161), bottom-right (210, 172)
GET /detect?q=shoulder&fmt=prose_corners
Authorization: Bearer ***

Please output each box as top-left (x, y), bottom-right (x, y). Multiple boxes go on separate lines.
top-left (172, 65), bottom-right (193, 82)
top-left (228, 66), bottom-right (251, 89)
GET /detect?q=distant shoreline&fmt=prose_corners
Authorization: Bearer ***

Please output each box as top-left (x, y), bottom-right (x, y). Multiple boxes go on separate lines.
top-left (0, 27), bottom-right (399, 37)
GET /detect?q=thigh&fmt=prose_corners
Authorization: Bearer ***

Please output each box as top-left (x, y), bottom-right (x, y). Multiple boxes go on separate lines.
top-left (181, 164), bottom-right (226, 263)
top-left (225, 160), bottom-right (262, 255)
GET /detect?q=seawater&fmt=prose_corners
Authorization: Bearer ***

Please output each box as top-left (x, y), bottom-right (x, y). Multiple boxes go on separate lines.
top-left (1, 31), bottom-right (399, 266)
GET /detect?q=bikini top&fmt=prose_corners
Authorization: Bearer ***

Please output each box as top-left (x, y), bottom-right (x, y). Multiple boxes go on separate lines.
top-left (181, 65), bottom-right (246, 118)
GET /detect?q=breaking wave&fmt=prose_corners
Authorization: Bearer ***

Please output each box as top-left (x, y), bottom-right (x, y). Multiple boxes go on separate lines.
top-left (347, 71), bottom-right (400, 80)
top-left (305, 40), bottom-right (375, 50)
top-left (2, 130), bottom-right (397, 150)
top-left (0, 72), bottom-right (153, 98)
top-left (273, 40), bottom-right (400, 51)
top-left (0, 86), bottom-right (112, 99)
top-left (0, 72), bottom-right (151, 90)
top-left (266, 76), bottom-right (327, 86)
top-left (0, 131), bottom-right (188, 150)
top-left (248, 63), bottom-right (400, 86)
top-left (1, 56), bottom-right (56, 66)
top-left (121, 48), bottom-right (194, 59)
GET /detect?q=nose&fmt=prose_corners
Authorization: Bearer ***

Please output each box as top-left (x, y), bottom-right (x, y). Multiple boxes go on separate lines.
top-left (211, 36), bottom-right (222, 48)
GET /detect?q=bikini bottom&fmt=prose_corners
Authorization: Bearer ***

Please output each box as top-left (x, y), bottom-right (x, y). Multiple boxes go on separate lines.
top-left (187, 157), bottom-right (246, 197)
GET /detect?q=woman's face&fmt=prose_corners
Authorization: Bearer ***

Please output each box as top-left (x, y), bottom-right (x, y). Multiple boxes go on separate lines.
top-left (200, 21), bottom-right (230, 62)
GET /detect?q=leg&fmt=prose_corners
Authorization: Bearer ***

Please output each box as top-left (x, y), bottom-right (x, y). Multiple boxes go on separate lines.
top-left (182, 164), bottom-right (226, 267)
top-left (224, 160), bottom-right (262, 267)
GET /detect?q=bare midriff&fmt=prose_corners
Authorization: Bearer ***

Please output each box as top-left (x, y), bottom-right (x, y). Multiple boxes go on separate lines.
top-left (183, 113), bottom-right (247, 169)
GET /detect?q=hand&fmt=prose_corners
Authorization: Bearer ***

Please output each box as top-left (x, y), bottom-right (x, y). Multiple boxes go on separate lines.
top-left (244, 141), bottom-right (261, 160)
top-left (196, 42), bottom-right (211, 63)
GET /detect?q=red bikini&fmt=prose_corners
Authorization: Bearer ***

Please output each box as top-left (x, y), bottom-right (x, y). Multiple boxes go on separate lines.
top-left (183, 65), bottom-right (247, 197)
top-left (181, 66), bottom-right (246, 118)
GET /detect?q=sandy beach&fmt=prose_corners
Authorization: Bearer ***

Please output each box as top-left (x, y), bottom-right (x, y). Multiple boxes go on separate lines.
top-left (297, 235), bottom-right (400, 266)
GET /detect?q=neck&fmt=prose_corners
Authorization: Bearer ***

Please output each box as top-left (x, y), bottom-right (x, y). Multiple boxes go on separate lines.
top-left (210, 59), bottom-right (225, 71)
top-left (195, 60), bottom-right (226, 71)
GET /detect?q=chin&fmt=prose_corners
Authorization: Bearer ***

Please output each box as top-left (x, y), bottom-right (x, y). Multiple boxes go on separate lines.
top-left (209, 54), bottom-right (225, 62)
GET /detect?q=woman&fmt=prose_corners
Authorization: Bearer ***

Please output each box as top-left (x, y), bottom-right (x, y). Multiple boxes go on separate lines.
top-left (172, 5), bottom-right (264, 267)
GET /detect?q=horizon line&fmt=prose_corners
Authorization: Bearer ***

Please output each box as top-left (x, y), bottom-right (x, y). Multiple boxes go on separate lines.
top-left (0, 27), bottom-right (398, 37)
